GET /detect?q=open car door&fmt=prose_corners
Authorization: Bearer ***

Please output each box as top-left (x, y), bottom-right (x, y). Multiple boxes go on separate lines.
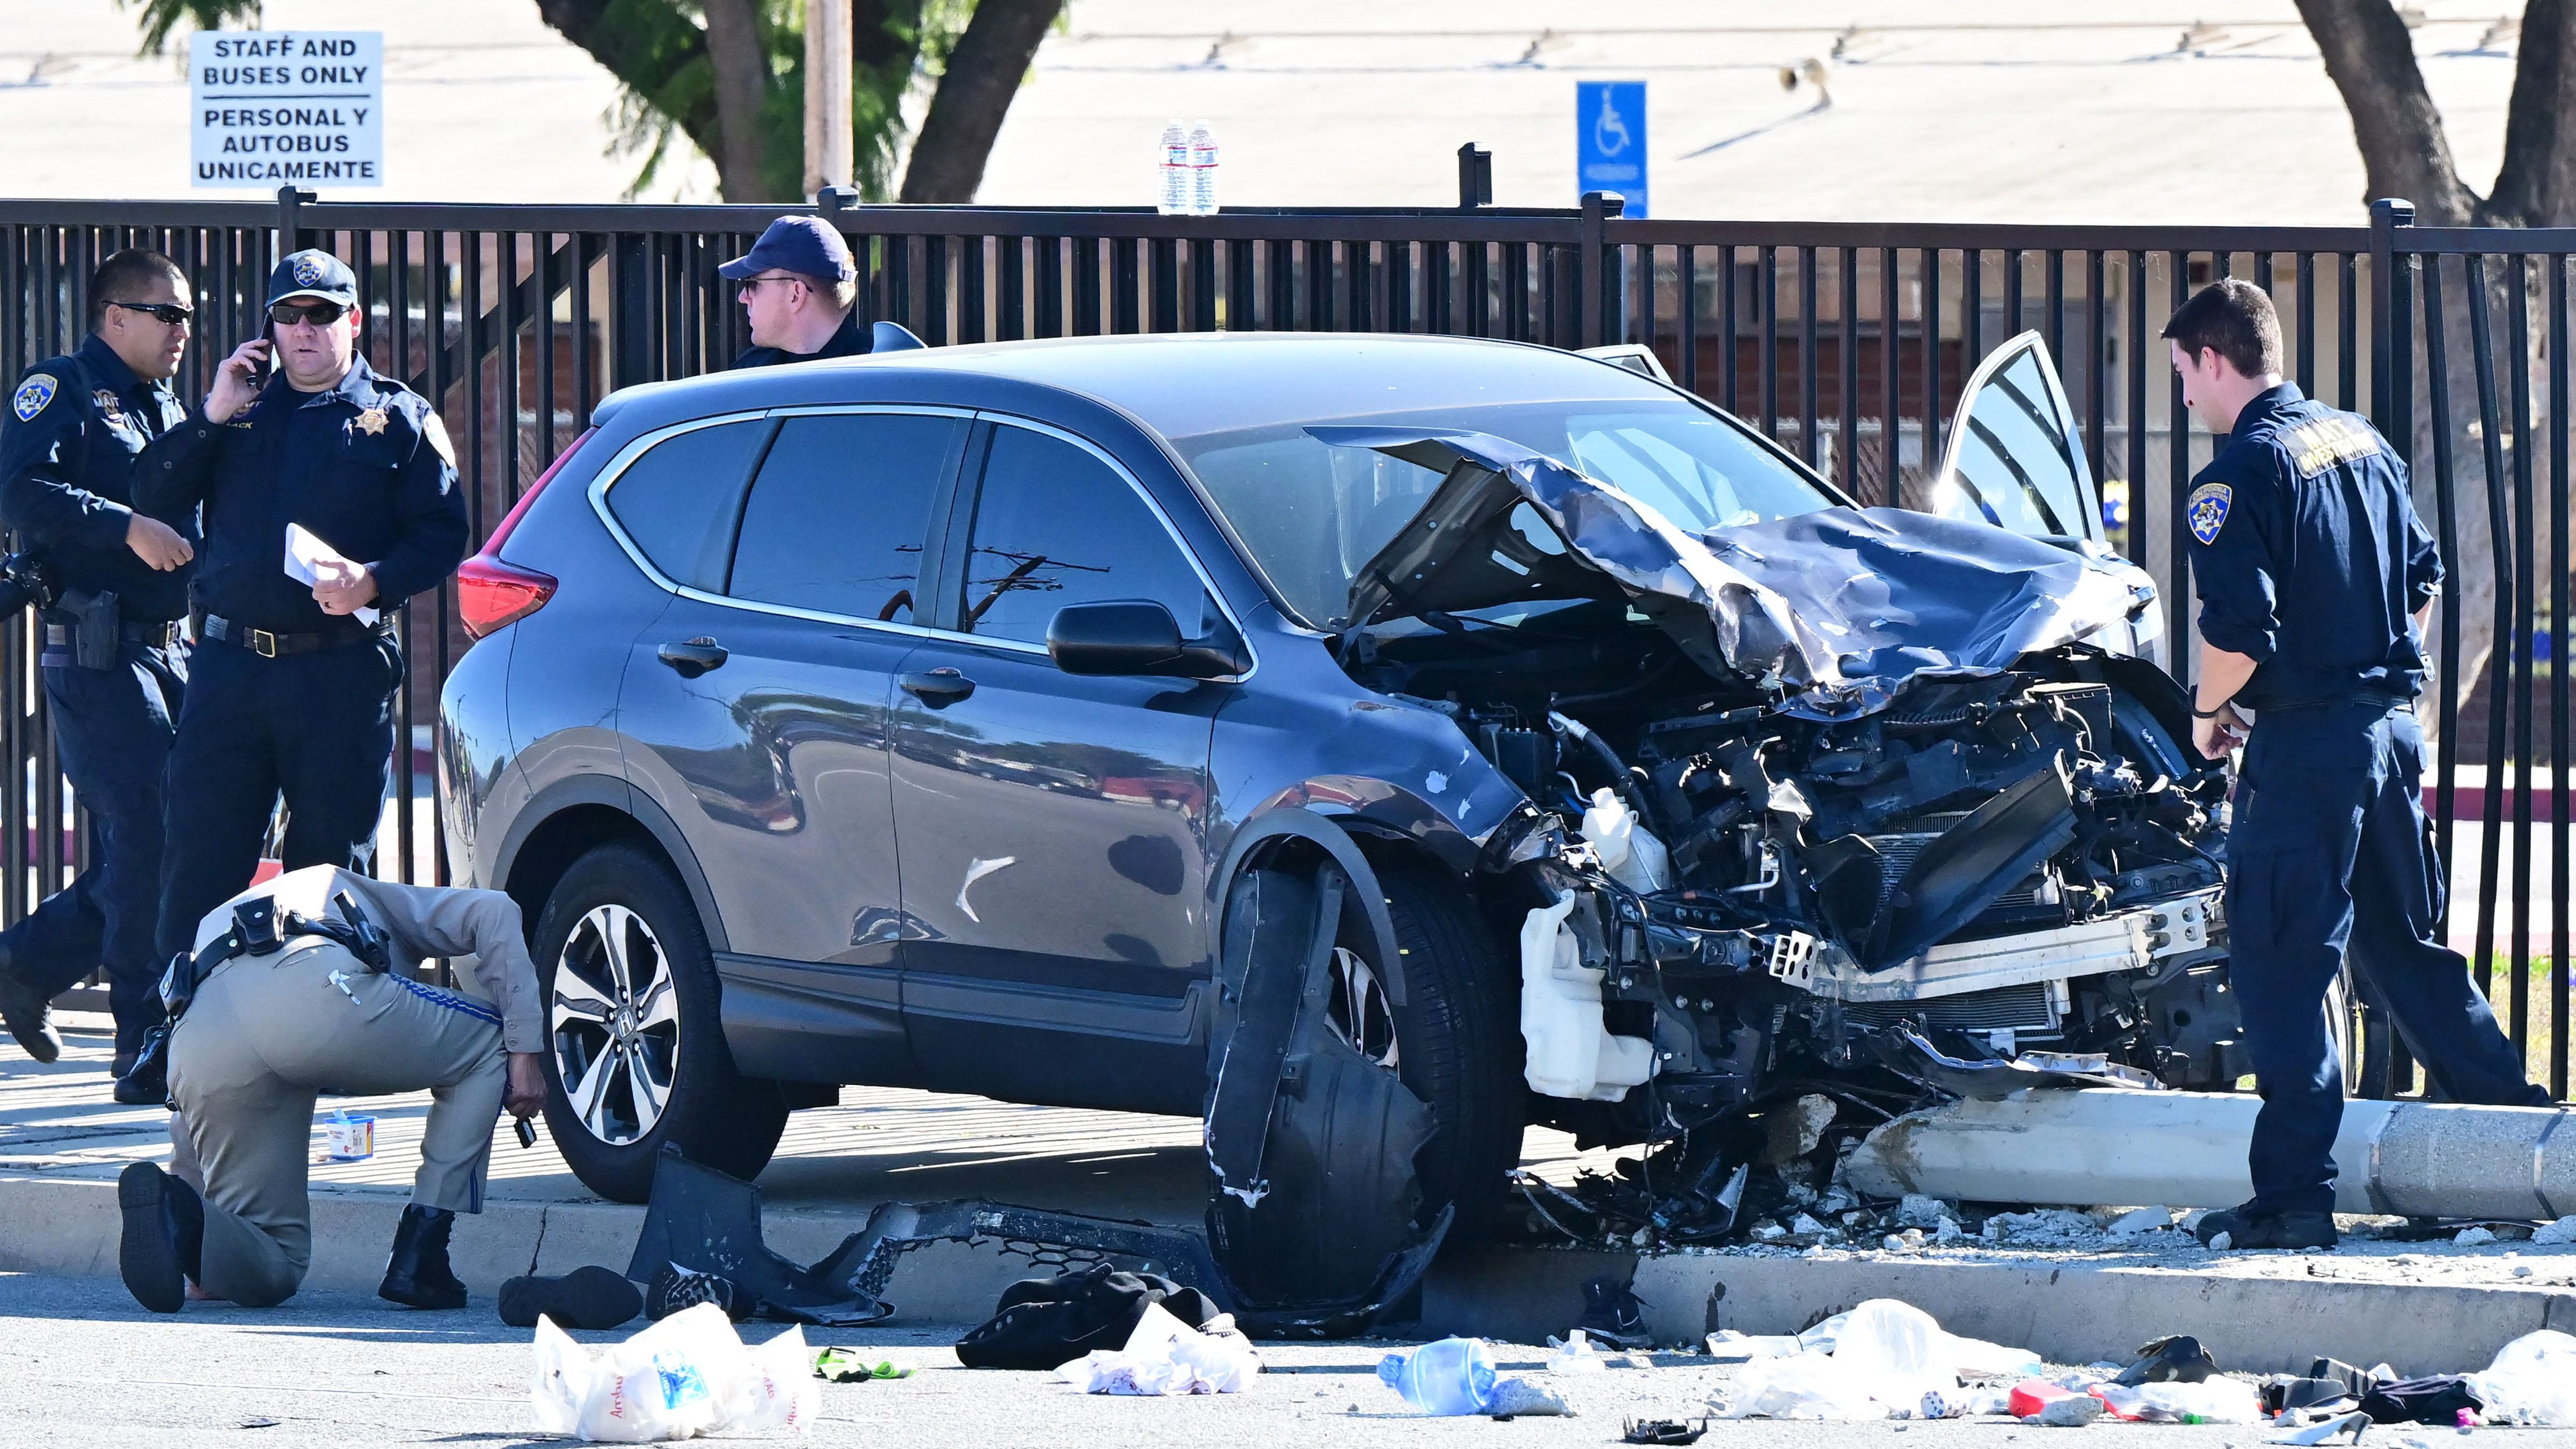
top-left (1928, 332), bottom-right (2104, 547)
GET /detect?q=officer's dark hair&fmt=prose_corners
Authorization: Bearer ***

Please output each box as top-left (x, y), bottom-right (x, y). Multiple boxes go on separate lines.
top-left (2161, 279), bottom-right (2282, 380)
top-left (89, 249), bottom-right (189, 331)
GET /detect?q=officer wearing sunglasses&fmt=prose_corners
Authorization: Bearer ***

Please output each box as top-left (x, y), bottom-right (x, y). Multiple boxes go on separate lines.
top-left (0, 249), bottom-right (203, 1084)
top-left (127, 250), bottom-right (467, 1105)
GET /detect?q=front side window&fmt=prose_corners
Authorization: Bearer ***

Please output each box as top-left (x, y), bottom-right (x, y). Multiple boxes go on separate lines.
top-left (960, 424), bottom-right (1210, 645)
top-left (728, 412), bottom-right (967, 622)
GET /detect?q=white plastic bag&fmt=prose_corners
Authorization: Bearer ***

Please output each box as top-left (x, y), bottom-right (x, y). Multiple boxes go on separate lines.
top-left (1056, 1302), bottom-right (1260, 1396)
top-left (1713, 1300), bottom-right (2041, 1422)
top-left (528, 1302), bottom-right (816, 1442)
top-left (2093, 1378), bottom-right (2264, 1424)
top-left (2467, 1329), bottom-right (2576, 1426)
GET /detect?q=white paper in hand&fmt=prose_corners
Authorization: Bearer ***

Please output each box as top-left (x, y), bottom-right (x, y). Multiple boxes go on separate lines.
top-left (284, 522), bottom-right (378, 626)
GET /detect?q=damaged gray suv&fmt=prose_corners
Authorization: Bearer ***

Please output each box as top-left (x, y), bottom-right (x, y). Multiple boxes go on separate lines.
top-left (440, 330), bottom-right (2272, 1313)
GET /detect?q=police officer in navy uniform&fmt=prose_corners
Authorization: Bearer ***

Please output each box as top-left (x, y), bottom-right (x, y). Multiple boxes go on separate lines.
top-left (128, 249), bottom-right (468, 1103)
top-left (720, 216), bottom-right (869, 368)
top-left (2170, 279), bottom-right (2548, 1252)
top-left (0, 250), bottom-right (201, 1079)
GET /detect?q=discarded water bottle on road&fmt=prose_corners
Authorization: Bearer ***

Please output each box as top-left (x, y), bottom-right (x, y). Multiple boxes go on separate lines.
top-left (1187, 119), bottom-right (1219, 215)
top-left (1377, 1337), bottom-right (1497, 1416)
top-left (1157, 119), bottom-right (1190, 215)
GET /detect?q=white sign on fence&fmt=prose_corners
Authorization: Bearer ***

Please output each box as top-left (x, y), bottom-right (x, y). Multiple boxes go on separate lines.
top-left (190, 31), bottom-right (383, 189)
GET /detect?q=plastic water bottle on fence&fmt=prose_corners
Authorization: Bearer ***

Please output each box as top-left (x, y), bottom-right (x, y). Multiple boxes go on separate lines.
top-left (1157, 119), bottom-right (1190, 215)
top-left (1187, 119), bottom-right (1219, 215)
top-left (1377, 1337), bottom-right (1497, 1416)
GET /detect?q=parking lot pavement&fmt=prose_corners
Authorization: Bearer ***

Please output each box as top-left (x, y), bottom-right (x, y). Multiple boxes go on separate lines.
top-left (0, 1271), bottom-right (2469, 1449)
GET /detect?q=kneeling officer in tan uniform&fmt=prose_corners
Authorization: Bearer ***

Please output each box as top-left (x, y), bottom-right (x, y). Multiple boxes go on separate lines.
top-left (116, 865), bottom-right (545, 1312)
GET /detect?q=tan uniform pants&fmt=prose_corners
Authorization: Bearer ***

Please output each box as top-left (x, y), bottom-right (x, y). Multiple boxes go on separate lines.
top-left (166, 939), bottom-right (506, 1307)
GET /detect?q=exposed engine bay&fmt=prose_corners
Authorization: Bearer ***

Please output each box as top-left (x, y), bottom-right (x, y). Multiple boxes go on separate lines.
top-left (1323, 427), bottom-right (2251, 1244)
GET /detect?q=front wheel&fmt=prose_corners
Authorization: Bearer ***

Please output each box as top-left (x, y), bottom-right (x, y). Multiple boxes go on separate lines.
top-left (532, 842), bottom-right (785, 1202)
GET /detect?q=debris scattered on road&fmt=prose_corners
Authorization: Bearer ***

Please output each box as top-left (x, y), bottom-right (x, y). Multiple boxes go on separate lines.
top-left (1376, 1337), bottom-right (1496, 1416)
top-left (1708, 1299), bottom-right (2041, 1421)
top-left (2266, 1409), bottom-right (2371, 1444)
top-left (497, 1265), bottom-right (642, 1331)
top-left (2115, 1334), bottom-right (2219, 1386)
top-left (957, 1263), bottom-right (1221, 1371)
top-left (1055, 1300), bottom-right (1259, 1396)
top-left (812, 1349), bottom-right (913, 1383)
top-left (529, 1302), bottom-right (815, 1442)
top-left (1622, 1416), bottom-right (1710, 1444)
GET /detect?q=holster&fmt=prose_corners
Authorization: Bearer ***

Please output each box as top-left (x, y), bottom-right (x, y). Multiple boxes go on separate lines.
top-left (59, 588), bottom-right (121, 669)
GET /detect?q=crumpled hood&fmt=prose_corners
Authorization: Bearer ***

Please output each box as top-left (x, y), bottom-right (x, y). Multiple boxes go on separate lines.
top-left (1327, 427), bottom-right (2153, 719)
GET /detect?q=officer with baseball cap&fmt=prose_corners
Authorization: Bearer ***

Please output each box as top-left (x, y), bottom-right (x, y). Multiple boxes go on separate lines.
top-left (123, 249), bottom-right (468, 1106)
top-left (719, 215), bottom-right (870, 368)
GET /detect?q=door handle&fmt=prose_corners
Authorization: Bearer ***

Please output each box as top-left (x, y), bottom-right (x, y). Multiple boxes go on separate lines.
top-left (899, 667), bottom-right (976, 707)
top-left (657, 637), bottom-right (728, 678)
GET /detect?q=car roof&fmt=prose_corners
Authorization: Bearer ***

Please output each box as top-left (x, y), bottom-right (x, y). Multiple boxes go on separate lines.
top-left (591, 331), bottom-right (1689, 445)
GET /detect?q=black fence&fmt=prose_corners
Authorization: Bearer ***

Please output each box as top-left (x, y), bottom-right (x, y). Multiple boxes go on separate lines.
top-left (0, 187), bottom-right (2564, 1101)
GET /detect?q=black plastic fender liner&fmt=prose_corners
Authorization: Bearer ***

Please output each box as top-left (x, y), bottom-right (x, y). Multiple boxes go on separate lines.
top-left (1864, 753), bottom-right (2078, 967)
top-left (1210, 807), bottom-right (1408, 1008)
top-left (1205, 866), bottom-right (1341, 1207)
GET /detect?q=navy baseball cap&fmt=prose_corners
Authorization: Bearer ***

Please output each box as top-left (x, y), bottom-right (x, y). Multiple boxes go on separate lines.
top-left (267, 249), bottom-right (359, 308)
top-left (719, 216), bottom-right (857, 283)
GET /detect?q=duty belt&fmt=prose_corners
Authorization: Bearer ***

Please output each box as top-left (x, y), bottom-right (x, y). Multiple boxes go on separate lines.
top-left (195, 609), bottom-right (388, 658)
top-left (41, 617), bottom-right (177, 649)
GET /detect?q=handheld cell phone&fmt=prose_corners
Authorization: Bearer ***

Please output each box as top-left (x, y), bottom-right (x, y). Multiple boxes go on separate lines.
top-left (515, 1116), bottom-right (538, 1149)
top-left (250, 320), bottom-right (273, 386)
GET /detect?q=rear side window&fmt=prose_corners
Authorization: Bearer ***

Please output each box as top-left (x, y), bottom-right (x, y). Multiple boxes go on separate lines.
top-left (960, 424), bottom-right (1210, 644)
top-left (602, 418), bottom-right (769, 591)
top-left (728, 411), bottom-right (967, 622)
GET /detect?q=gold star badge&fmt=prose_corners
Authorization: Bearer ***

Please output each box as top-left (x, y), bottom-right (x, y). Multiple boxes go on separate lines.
top-left (354, 406), bottom-right (389, 436)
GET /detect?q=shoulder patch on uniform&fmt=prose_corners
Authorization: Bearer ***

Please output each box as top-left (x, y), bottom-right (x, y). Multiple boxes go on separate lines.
top-left (2286, 414), bottom-right (2383, 478)
top-left (2187, 480), bottom-right (2232, 545)
top-left (12, 374), bottom-right (56, 423)
top-left (421, 410), bottom-right (456, 477)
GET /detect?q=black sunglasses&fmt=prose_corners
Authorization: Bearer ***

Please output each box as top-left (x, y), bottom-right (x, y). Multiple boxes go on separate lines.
top-left (108, 301), bottom-right (194, 326)
top-left (269, 300), bottom-right (348, 327)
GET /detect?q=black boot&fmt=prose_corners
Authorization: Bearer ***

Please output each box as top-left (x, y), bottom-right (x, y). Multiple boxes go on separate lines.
top-left (380, 1204), bottom-right (468, 1309)
top-left (0, 944), bottom-right (61, 1065)
top-left (117, 1162), bottom-right (203, 1314)
top-left (498, 1265), bottom-right (642, 1330)
top-left (1577, 1273), bottom-right (1653, 1350)
top-left (111, 1032), bottom-right (169, 1106)
top-left (2194, 1202), bottom-right (2338, 1251)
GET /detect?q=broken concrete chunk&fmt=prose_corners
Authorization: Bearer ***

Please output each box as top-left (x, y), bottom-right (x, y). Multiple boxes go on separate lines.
top-left (2106, 1207), bottom-right (2176, 1237)
top-left (2455, 1226), bottom-right (2498, 1247)
top-left (1895, 1194), bottom-right (1953, 1229)
top-left (2531, 1216), bottom-right (2576, 1246)
top-left (2035, 1394), bottom-right (2105, 1426)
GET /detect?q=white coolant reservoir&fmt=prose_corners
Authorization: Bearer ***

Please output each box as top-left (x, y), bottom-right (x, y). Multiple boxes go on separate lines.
top-left (1518, 892), bottom-right (1658, 1102)
top-left (1579, 787), bottom-right (1671, 893)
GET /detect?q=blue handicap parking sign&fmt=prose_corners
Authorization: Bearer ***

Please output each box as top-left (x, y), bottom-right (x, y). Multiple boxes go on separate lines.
top-left (1576, 81), bottom-right (1648, 219)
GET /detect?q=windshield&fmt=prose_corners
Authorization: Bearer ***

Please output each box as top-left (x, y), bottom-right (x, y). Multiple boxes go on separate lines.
top-left (1174, 399), bottom-right (1837, 627)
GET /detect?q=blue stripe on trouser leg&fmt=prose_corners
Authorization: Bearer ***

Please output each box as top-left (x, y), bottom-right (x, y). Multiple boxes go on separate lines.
top-left (166, 945), bottom-right (507, 1305)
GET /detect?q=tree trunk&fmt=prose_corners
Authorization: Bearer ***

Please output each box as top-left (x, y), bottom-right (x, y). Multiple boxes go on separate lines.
top-left (698, 0), bottom-right (779, 201)
top-left (2490, 0), bottom-right (2575, 227)
top-left (897, 0), bottom-right (1061, 203)
top-left (2293, 0), bottom-right (2479, 224)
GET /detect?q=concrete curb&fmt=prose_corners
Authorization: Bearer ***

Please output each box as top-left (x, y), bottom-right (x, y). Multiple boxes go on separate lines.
top-left (1423, 1245), bottom-right (2576, 1374)
top-left (10, 1168), bottom-right (2571, 1372)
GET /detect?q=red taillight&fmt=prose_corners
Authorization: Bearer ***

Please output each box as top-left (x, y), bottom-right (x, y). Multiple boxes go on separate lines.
top-left (458, 555), bottom-right (557, 639)
top-left (457, 429), bottom-right (591, 640)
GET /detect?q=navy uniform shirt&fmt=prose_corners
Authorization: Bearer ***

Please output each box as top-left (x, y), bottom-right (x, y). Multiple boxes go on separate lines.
top-left (2185, 383), bottom-right (2441, 710)
top-left (0, 335), bottom-right (200, 620)
top-left (730, 309), bottom-right (867, 370)
top-left (135, 355), bottom-right (466, 633)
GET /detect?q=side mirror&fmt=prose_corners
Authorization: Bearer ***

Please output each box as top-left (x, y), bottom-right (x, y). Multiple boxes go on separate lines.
top-left (1047, 600), bottom-right (1248, 679)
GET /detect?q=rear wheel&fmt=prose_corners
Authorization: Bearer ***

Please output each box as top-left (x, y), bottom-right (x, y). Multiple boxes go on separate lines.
top-left (533, 842), bottom-right (786, 1202)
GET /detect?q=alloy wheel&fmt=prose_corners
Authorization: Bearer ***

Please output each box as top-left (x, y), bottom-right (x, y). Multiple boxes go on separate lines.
top-left (550, 904), bottom-right (681, 1145)
top-left (1323, 945), bottom-right (1400, 1071)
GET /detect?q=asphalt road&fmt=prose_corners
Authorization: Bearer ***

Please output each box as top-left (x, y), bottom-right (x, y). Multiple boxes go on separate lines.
top-left (9, 1273), bottom-right (2574, 1449)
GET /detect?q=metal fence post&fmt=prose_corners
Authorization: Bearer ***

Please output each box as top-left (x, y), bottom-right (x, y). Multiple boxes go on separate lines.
top-left (1578, 191), bottom-right (1609, 348)
top-left (611, 234), bottom-right (653, 388)
top-left (2369, 198), bottom-right (2414, 441)
top-left (275, 185), bottom-right (316, 254)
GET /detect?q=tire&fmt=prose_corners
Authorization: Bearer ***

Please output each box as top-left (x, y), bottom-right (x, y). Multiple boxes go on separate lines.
top-left (532, 842), bottom-right (786, 1203)
top-left (1354, 865), bottom-right (1526, 1240)
top-left (2333, 967), bottom-right (2395, 1100)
